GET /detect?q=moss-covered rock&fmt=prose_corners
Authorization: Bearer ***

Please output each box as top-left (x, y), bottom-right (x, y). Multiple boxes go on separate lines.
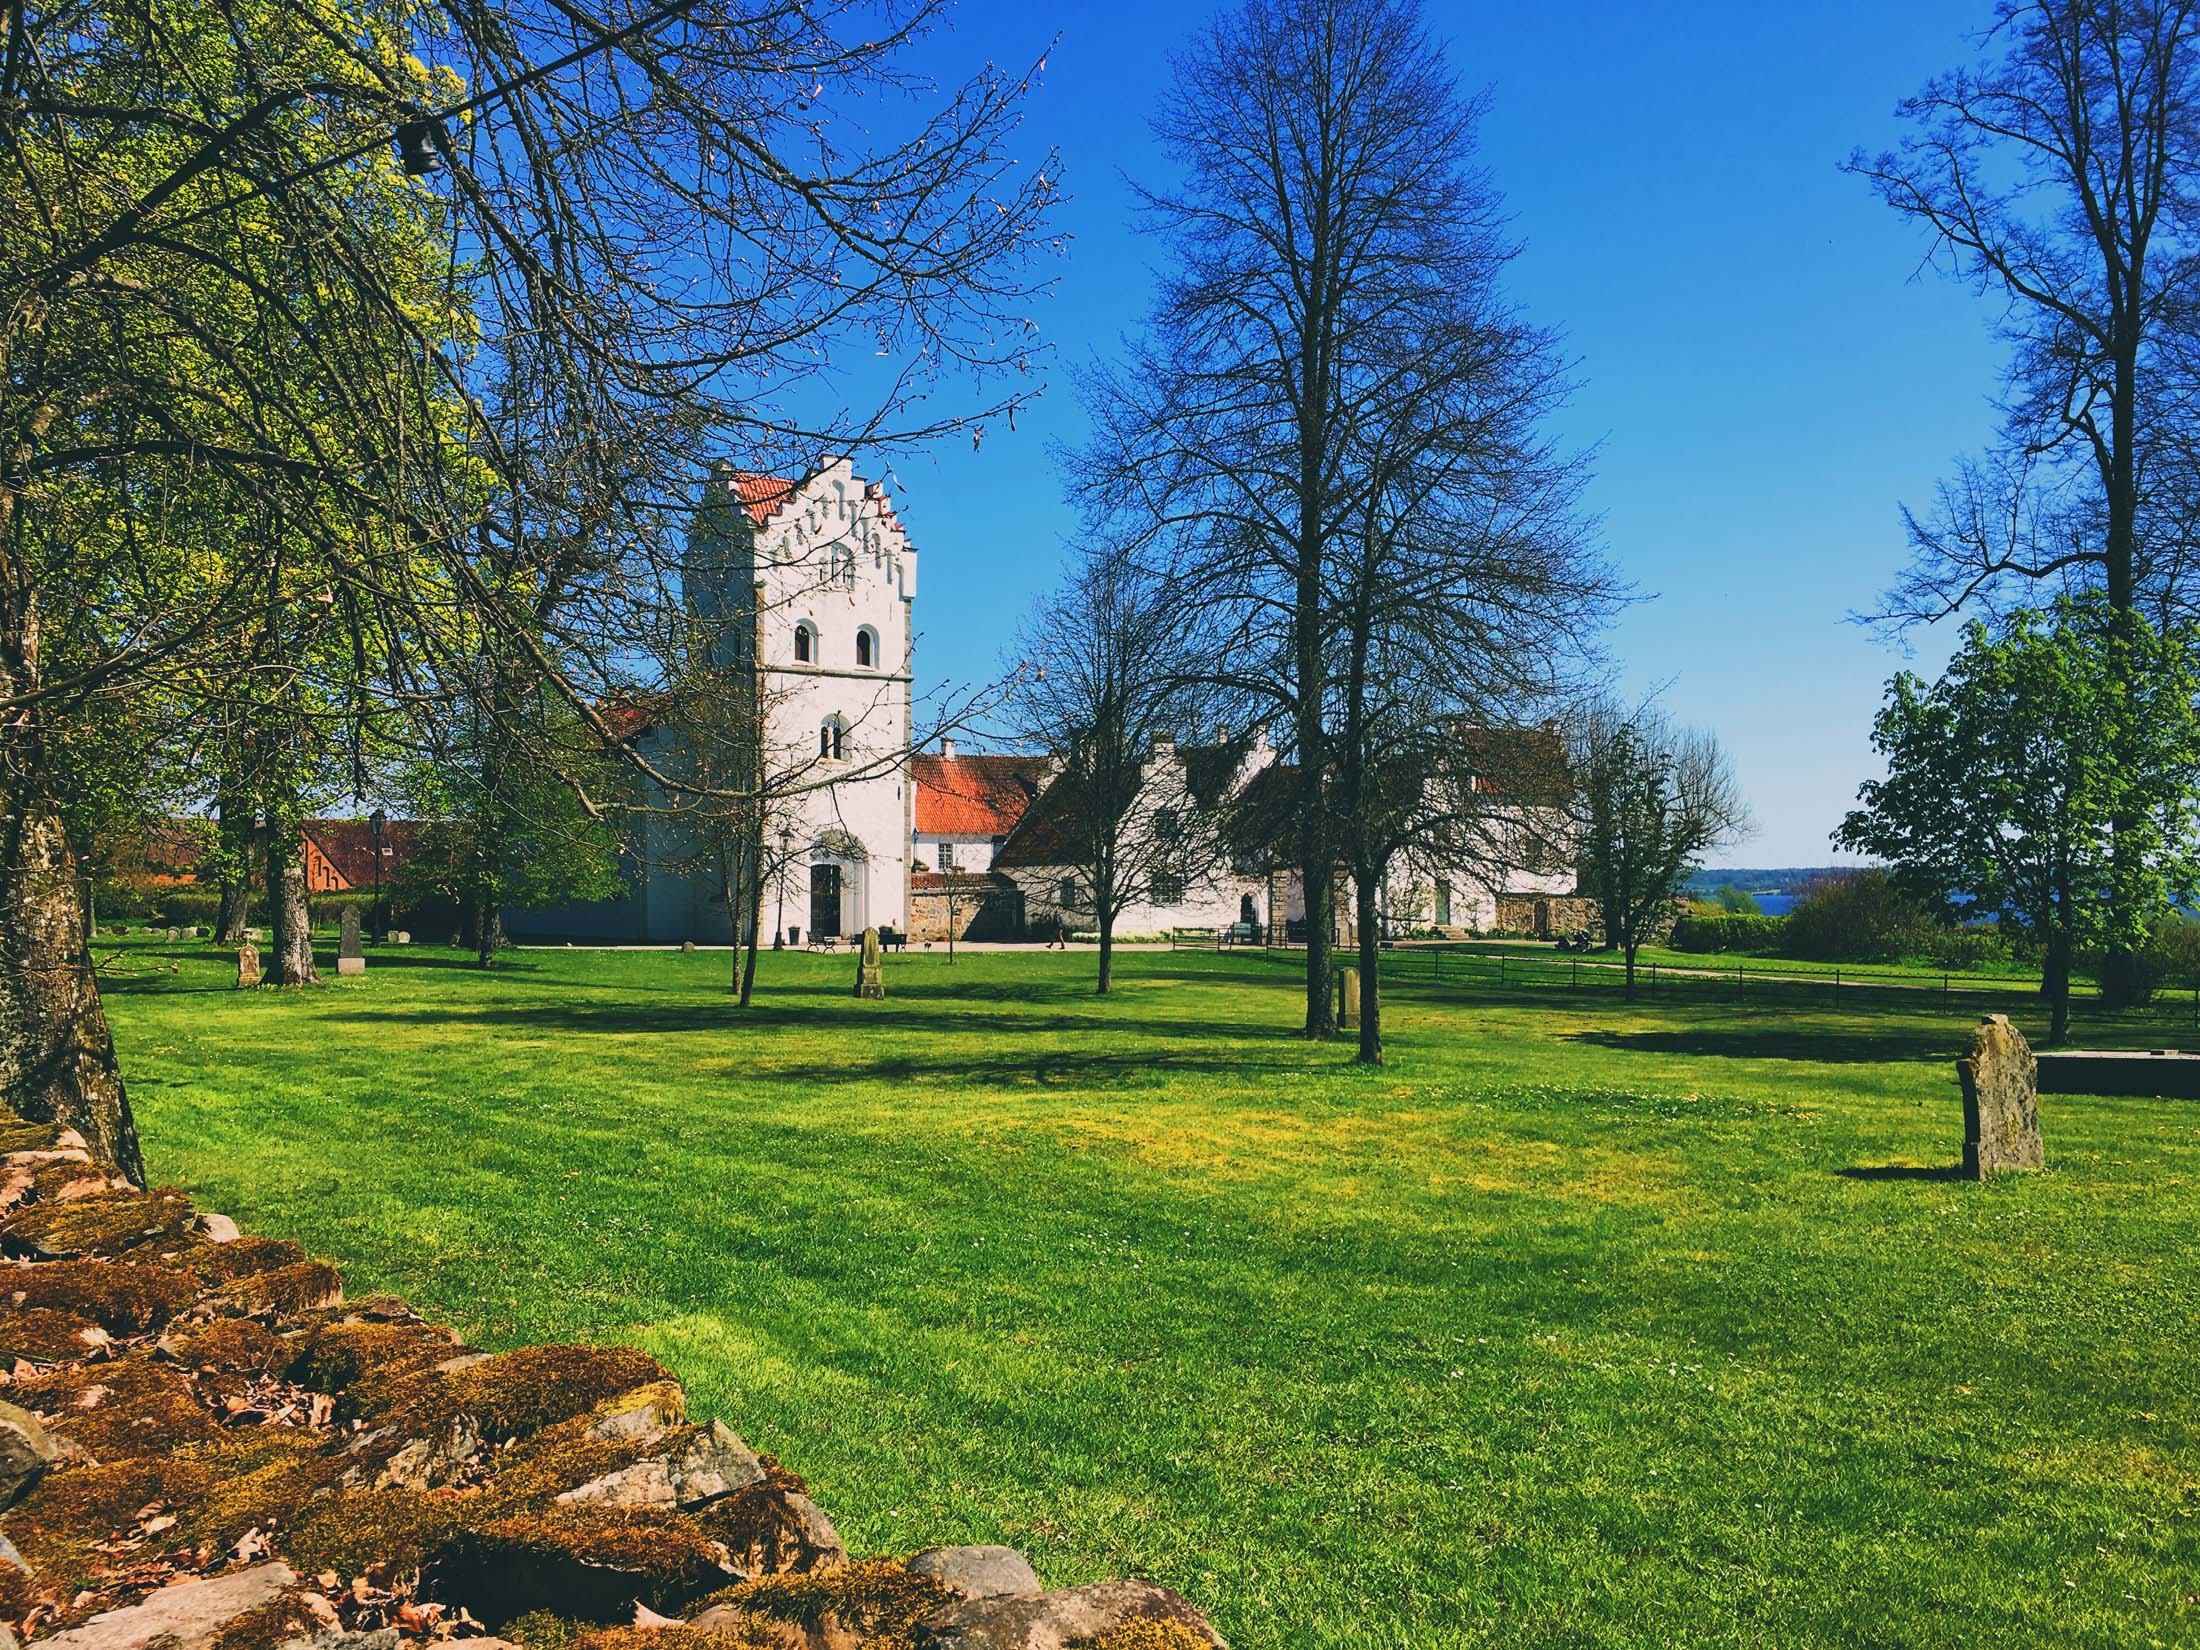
top-left (205, 1586), bottom-right (336, 1650)
top-left (2, 1189), bottom-right (197, 1260)
top-left (691, 1484), bottom-right (846, 1580)
top-left (356, 1343), bottom-right (669, 1445)
top-left (158, 1237), bottom-right (307, 1286)
top-left (159, 1317), bottom-right (292, 1375)
top-left (5, 1256), bottom-right (201, 1331)
top-left (16, 1351), bottom-right (219, 1457)
top-left (0, 1305), bottom-right (110, 1364)
top-left (279, 1487), bottom-right (466, 1577)
top-left (1071, 1624), bottom-right (1218, 1650)
top-left (193, 1261), bottom-right (344, 1321)
top-left (419, 1505), bottom-right (737, 1625)
top-left (24, 1159), bottom-right (134, 1206)
top-left (0, 1120), bottom-right (67, 1155)
top-left (286, 1320), bottom-right (462, 1397)
top-left (1, 1455), bottom-right (213, 1611)
top-left (569, 1627), bottom-right (782, 1650)
top-left (694, 1558), bottom-right (954, 1644)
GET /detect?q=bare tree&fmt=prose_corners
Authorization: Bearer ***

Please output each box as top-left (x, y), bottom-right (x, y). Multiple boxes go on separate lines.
top-left (0, 0), bottom-right (1057, 1171)
top-left (1008, 552), bottom-right (1223, 993)
top-left (1568, 702), bottom-right (1751, 1000)
top-left (1072, 0), bottom-right (1560, 1038)
top-left (1849, 0), bottom-right (2200, 1002)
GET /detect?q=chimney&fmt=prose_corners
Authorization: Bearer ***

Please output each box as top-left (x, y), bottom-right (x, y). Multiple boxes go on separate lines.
top-left (1214, 723), bottom-right (1232, 746)
top-left (1151, 731), bottom-right (1176, 757)
top-left (941, 737), bottom-right (957, 761)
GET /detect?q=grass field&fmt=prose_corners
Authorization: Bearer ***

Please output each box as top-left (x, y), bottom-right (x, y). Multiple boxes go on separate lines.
top-left (98, 937), bottom-right (2200, 1650)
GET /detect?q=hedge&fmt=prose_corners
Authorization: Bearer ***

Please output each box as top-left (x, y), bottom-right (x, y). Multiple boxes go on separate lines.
top-left (1669, 913), bottom-right (1789, 954)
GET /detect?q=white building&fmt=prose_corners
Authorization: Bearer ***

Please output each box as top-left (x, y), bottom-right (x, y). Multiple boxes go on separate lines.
top-left (510, 457), bottom-right (918, 945)
top-left (996, 729), bottom-right (1582, 942)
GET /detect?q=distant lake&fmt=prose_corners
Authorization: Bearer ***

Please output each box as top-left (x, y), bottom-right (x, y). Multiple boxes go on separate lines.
top-left (1755, 894), bottom-right (1798, 917)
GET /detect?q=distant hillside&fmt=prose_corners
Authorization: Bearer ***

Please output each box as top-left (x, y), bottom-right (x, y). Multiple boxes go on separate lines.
top-left (1685, 867), bottom-right (1854, 897)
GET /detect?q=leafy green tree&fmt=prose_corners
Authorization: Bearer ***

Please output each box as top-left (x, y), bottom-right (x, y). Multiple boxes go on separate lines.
top-left (1711, 885), bottom-right (1761, 916)
top-left (404, 692), bottom-right (626, 967)
top-left (1569, 703), bottom-right (1751, 1000)
top-left (1838, 601), bottom-right (2200, 1042)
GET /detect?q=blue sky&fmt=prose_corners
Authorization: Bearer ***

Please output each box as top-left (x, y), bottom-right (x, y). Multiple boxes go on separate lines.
top-left (870, 0), bottom-right (2012, 867)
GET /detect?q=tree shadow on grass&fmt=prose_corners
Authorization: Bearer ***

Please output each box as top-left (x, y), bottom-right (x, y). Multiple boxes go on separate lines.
top-left (311, 997), bottom-right (1298, 1049)
top-left (1839, 1163), bottom-right (1971, 1182)
top-left (1563, 1026), bottom-right (1953, 1065)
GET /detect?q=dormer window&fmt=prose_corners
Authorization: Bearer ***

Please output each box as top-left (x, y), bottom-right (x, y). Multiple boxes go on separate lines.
top-left (794, 622), bottom-right (815, 663)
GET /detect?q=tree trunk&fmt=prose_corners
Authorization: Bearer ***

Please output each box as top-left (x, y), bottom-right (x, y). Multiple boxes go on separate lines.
top-left (2044, 931), bottom-right (2072, 1046)
top-left (214, 794), bottom-right (253, 943)
top-left (1097, 909), bottom-right (1114, 995)
top-left (1355, 866), bottom-right (1382, 1065)
top-left (738, 849), bottom-right (763, 1009)
top-left (475, 892), bottom-right (504, 970)
top-left (0, 806), bottom-right (146, 1183)
top-left (264, 847), bottom-right (318, 986)
top-left (1623, 942), bottom-right (1639, 1002)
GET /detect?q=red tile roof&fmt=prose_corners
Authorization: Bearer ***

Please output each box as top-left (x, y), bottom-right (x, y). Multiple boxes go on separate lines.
top-left (300, 819), bottom-right (428, 892)
top-left (911, 753), bottom-right (1048, 837)
top-left (731, 472), bottom-right (800, 528)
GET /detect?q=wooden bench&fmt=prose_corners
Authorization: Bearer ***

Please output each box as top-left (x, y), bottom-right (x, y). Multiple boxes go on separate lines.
top-left (1169, 926), bottom-right (1220, 951)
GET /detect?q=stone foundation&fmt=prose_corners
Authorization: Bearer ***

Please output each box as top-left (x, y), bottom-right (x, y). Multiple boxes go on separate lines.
top-left (907, 874), bottom-right (1025, 944)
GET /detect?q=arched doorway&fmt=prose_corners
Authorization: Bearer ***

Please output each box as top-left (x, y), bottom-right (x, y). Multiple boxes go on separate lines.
top-left (808, 832), bottom-right (868, 940)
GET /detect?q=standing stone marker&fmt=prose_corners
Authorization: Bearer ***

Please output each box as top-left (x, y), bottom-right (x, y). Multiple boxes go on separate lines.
top-left (854, 926), bottom-right (886, 1000)
top-left (336, 907), bottom-right (366, 976)
top-left (1338, 966), bottom-right (1361, 1031)
top-left (234, 943), bottom-right (260, 991)
top-left (1956, 1013), bottom-right (2043, 1179)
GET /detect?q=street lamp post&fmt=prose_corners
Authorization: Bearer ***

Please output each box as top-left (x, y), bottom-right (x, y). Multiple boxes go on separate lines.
top-left (368, 808), bottom-right (386, 941)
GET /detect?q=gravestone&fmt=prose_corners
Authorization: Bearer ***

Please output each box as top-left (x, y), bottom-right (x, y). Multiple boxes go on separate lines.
top-left (1337, 966), bottom-right (1360, 1031)
top-left (336, 907), bottom-right (366, 976)
top-left (234, 943), bottom-right (260, 990)
top-left (854, 926), bottom-right (886, 1000)
top-left (164, 928), bottom-right (179, 943)
top-left (680, 940), bottom-right (696, 954)
top-left (1956, 1013), bottom-right (2043, 1179)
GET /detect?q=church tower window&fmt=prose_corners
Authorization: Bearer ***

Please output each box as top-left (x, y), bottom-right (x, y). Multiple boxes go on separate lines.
top-left (856, 627), bottom-right (876, 668)
top-left (794, 622), bottom-right (815, 663)
top-left (820, 718), bottom-right (846, 760)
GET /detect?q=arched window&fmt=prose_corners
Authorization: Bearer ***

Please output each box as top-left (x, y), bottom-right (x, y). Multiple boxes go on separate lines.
top-left (855, 627), bottom-right (876, 668)
top-left (830, 546), bottom-right (856, 588)
top-left (819, 718), bottom-right (845, 760)
top-left (793, 622), bottom-right (815, 663)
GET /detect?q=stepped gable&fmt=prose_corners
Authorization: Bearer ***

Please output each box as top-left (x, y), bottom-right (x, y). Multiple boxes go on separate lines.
top-left (0, 1112), bottom-right (1225, 1650)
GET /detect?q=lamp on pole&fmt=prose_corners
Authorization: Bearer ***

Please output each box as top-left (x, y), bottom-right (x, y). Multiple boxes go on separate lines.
top-left (367, 808), bottom-right (386, 940)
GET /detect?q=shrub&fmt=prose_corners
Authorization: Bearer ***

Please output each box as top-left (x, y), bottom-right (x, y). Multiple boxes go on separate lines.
top-left (1782, 870), bottom-right (1936, 962)
top-left (156, 890), bottom-right (225, 926)
top-left (2139, 911), bottom-right (2200, 991)
top-left (1924, 924), bottom-right (2010, 971)
top-left (1670, 913), bottom-right (1787, 953)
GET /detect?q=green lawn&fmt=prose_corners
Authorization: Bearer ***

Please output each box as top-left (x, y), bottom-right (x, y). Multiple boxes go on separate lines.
top-left (99, 938), bottom-right (2200, 1650)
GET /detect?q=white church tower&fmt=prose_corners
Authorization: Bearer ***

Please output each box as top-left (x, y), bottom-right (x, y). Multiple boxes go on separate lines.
top-left (689, 455), bottom-right (917, 943)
